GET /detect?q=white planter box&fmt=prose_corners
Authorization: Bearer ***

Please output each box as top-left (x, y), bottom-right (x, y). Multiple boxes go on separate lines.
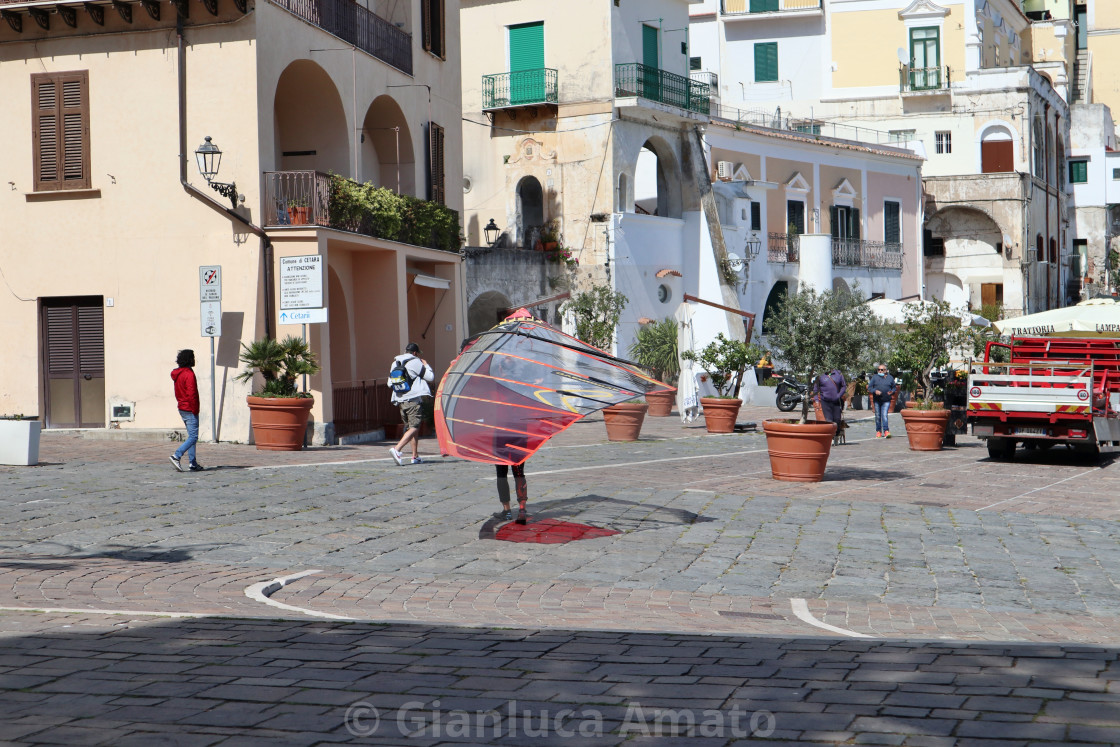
top-left (752, 385), bottom-right (777, 406)
top-left (0, 420), bottom-right (41, 465)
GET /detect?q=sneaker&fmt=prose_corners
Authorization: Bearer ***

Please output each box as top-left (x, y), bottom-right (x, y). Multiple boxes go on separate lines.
top-left (884, 431), bottom-right (891, 438)
top-left (875, 431), bottom-right (882, 439)
top-left (188, 462), bottom-right (204, 472)
top-left (516, 509), bottom-right (528, 525)
top-left (169, 455), bottom-right (184, 472)
top-left (411, 457), bottom-right (423, 465)
top-left (499, 508), bottom-right (513, 521)
top-left (389, 448), bottom-right (404, 466)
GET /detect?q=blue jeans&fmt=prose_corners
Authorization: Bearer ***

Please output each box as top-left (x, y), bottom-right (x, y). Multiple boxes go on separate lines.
top-left (873, 401), bottom-right (890, 433)
top-left (175, 410), bottom-right (199, 464)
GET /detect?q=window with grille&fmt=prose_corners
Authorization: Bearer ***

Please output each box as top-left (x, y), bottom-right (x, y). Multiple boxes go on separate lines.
top-left (428, 122), bottom-right (445, 205)
top-left (31, 71), bottom-right (90, 192)
top-left (421, 0), bottom-right (446, 59)
top-left (1069, 159), bottom-right (1088, 184)
top-left (935, 131), bottom-right (951, 154)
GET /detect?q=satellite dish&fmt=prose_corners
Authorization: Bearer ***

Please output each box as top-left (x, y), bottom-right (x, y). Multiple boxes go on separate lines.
top-left (897, 47), bottom-right (908, 64)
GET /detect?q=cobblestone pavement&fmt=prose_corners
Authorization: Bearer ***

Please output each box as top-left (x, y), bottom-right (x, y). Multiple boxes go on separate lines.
top-left (0, 407), bottom-right (1119, 744)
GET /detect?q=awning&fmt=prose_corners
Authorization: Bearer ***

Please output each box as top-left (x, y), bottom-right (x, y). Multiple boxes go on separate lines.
top-left (409, 272), bottom-right (451, 290)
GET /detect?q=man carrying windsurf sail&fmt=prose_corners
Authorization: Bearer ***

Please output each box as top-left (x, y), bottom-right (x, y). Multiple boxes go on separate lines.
top-left (435, 309), bottom-right (672, 524)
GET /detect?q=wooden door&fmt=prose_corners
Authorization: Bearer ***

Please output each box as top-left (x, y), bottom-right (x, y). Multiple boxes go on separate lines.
top-left (42, 297), bottom-right (105, 428)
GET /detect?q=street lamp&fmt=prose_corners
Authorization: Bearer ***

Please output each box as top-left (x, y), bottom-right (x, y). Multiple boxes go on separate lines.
top-left (484, 218), bottom-right (500, 246)
top-left (194, 136), bottom-right (242, 208)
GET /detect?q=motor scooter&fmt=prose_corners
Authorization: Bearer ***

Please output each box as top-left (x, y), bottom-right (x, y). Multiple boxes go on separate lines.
top-left (775, 377), bottom-right (807, 412)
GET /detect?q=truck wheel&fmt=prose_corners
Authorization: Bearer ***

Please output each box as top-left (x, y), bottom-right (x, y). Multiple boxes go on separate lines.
top-left (987, 438), bottom-right (1015, 461)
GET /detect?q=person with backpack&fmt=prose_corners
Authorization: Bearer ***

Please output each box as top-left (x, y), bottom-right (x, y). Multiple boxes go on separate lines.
top-left (388, 342), bottom-right (434, 465)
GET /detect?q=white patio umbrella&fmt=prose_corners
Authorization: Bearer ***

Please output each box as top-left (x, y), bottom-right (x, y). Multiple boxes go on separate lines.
top-left (866, 298), bottom-right (990, 328)
top-left (674, 302), bottom-right (700, 423)
top-left (993, 297), bottom-right (1120, 337)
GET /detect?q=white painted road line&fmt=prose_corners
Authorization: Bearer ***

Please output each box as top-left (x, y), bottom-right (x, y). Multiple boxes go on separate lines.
top-left (790, 598), bottom-right (871, 638)
top-left (244, 569), bottom-right (354, 620)
top-left (977, 466), bottom-right (1102, 512)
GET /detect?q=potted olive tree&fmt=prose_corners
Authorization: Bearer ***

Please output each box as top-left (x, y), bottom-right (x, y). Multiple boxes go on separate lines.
top-left (890, 299), bottom-right (968, 451)
top-left (681, 333), bottom-right (755, 433)
top-left (628, 318), bottom-right (679, 416)
top-left (236, 336), bottom-right (322, 451)
top-left (562, 285), bottom-right (647, 441)
top-left (764, 286), bottom-right (880, 481)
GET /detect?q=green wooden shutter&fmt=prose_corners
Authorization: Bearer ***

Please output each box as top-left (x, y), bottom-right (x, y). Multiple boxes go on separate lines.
top-left (851, 208), bottom-right (861, 240)
top-left (885, 202), bottom-right (900, 244)
top-left (755, 42), bottom-right (777, 82)
top-left (509, 22), bottom-right (545, 104)
top-left (829, 205), bottom-right (840, 239)
top-left (750, 0), bottom-right (779, 11)
top-left (642, 24), bottom-right (659, 69)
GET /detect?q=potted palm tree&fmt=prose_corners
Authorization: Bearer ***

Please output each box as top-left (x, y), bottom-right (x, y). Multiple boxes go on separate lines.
top-left (764, 286), bottom-right (880, 481)
top-left (681, 333), bottom-right (753, 433)
top-left (890, 299), bottom-right (968, 451)
top-left (562, 285), bottom-right (648, 441)
top-left (236, 336), bottom-right (322, 451)
top-left (628, 318), bottom-right (679, 416)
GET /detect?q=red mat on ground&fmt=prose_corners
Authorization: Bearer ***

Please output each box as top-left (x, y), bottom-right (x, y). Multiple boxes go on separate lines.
top-left (493, 518), bottom-right (621, 544)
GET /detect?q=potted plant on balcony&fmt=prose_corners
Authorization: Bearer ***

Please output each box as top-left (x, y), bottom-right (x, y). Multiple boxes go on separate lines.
top-left (0, 414), bottom-right (41, 466)
top-left (287, 197), bottom-right (310, 225)
top-left (681, 333), bottom-right (754, 433)
top-left (628, 318), bottom-right (679, 416)
top-left (562, 284), bottom-right (646, 441)
top-left (764, 286), bottom-right (880, 481)
top-left (890, 298), bottom-right (968, 452)
top-left (235, 336), bottom-right (321, 451)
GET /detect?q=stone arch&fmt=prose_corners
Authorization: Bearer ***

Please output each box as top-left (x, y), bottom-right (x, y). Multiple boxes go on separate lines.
top-left (361, 95), bottom-right (416, 196)
top-left (926, 206), bottom-right (1005, 309)
top-left (327, 266), bottom-right (353, 383)
top-left (761, 280), bottom-right (789, 336)
top-left (633, 136), bottom-right (683, 218)
top-left (516, 176), bottom-right (545, 247)
top-left (925, 272), bottom-right (967, 307)
top-left (274, 60), bottom-right (349, 175)
top-left (469, 290), bottom-right (512, 336)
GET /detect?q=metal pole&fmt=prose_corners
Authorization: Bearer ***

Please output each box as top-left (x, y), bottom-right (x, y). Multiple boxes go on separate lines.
top-left (302, 323), bottom-right (309, 393)
top-left (210, 336), bottom-right (217, 442)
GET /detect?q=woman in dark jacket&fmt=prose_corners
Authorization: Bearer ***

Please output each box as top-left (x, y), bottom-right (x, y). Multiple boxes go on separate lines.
top-left (170, 349), bottom-right (203, 471)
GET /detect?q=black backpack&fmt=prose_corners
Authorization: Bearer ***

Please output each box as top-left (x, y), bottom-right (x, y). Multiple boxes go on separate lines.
top-left (389, 356), bottom-right (416, 395)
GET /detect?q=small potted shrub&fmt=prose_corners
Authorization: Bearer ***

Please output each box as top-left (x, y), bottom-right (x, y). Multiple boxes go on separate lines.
top-left (287, 197), bottom-right (311, 225)
top-left (764, 286), bottom-right (880, 481)
top-left (562, 285), bottom-right (648, 441)
top-left (628, 318), bottom-right (679, 416)
top-left (681, 333), bottom-right (752, 433)
top-left (890, 299), bottom-right (968, 451)
top-left (235, 336), bottom-right (322, 451)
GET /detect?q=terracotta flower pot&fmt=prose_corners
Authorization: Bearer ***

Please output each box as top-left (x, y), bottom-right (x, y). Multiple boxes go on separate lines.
top-left (645, 389), bottom-right (676, 417)
top-left (700, 397), bottom-right (741, 433)
top-left (762, 419), bottom-right (836, 482)
top-left (603, 402), bottom-right (648, 441)
top-left (900, 406), bottom-right (951, 451)
top-left (289, 206), bottom-right (310, 225)
top-left (247, 396), bottom-right (314, 451)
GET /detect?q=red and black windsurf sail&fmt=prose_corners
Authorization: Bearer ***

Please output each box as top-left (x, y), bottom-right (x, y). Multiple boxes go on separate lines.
top-left (435, 314), bottom-right (671, 466)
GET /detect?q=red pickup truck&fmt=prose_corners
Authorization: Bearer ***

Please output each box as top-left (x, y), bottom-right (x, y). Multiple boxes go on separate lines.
top-left (967, 337), bottom-right (1120, 460)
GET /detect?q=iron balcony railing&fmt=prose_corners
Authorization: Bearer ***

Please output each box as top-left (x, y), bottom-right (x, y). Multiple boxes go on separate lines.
top-left (268, 0), bottom-right (412, 75)
top-left (722, 0), bottom-right (822, 14)
top-left (614, 63), bottom-right (711, 115)
top-left (900, 64), bottom-right (950, 93)
top-left (768, 232), bottom-right (799, 263)
top-left (482, 68), bottom-right (558, 109)
top-left (333, 379), bottom-right (395, 437)
top-left (832, 239), bottom-right (903, 270)
top-left (263, 170), bottom-right (461, 252)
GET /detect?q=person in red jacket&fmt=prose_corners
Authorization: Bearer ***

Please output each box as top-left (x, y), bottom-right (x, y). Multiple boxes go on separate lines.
top-left (170, 349), bottom-right (203, 472)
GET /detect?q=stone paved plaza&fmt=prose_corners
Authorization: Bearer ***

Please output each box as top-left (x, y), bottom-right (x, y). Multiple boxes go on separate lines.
top-left (1, 406), bottom-right (1119, 745)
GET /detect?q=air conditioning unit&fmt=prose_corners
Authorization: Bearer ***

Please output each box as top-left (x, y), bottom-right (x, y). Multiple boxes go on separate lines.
top-left (717, 161), bottom-right (734, 181)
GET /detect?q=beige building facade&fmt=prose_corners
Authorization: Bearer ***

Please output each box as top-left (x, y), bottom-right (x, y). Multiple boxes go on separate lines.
top-left (0, 0), bottom-right (465, 442)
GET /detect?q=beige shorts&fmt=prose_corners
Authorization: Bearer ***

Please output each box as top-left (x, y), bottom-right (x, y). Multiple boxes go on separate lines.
top-left (399, 398), bottom-right (423, 429)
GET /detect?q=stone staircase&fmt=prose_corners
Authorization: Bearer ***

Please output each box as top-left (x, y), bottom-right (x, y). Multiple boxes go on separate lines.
top-left (1073, 48), bottom-right (1089, 103)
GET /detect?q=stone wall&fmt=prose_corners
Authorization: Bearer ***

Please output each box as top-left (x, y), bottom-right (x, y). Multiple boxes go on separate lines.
top-left (464, 248), bottom-right (570, 335)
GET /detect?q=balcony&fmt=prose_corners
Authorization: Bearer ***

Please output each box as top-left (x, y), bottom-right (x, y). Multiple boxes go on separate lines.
top-left (482, 68), bottom-right (558, 111)
top-left (722, 0), bottom-right (823, 18)
top-left (900, 65), bottom-right (951, 94)
top-left (268, 0), bottom-right (411, 75)
top-left (263, 171), bottom-right (460, 253)
top-left (768, 233), bottom-right (799, 263)
top-left (614, 63), bottom-right (711, 115)
top-left (832, 239), bottom-right (903, 270)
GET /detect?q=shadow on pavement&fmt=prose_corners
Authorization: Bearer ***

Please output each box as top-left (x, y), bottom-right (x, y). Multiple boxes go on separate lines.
top-left (478, 495), bottom-right (715, 541)
top-left (0, 613), bottom-right (1116, 745)
top-left (0, 543), bottom-right (228, 569)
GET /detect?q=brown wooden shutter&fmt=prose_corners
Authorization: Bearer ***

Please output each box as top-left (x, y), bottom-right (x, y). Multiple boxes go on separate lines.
top-left (421, 0), bottom-right (431, 52)
top-left (981, 140), bottom-right (1013, 174)
top-left (45, 306), bottom-right (76, 377)
top-left (31, 71), bottom-right (90, 191)
top-left (436, 0), bottom-right (445, 58)
top-left (77, 304), bottom-right (105, 374)
top-left (429, 121), bottom-right (445, 205)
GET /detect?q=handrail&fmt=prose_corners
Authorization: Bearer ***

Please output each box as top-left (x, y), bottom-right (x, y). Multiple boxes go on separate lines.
top-left (683, 293), bottom-right (756, 340)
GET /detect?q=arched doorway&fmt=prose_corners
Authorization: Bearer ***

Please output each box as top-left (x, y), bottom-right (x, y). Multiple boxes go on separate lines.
top-left (516, 176), bottom-right (544, 248)
top-left (361, 95), bottom-right (416, 195)
top-left (469, 290), bottom-right (512, 336)
top-left (274, 61), bottom-right (349, 175)
top-left (633, 137), bottom-right (682, 218)
top-left (762, 281), bottom-right (789, 336)
top-left (925, 206), bottom-right (1005, 310)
